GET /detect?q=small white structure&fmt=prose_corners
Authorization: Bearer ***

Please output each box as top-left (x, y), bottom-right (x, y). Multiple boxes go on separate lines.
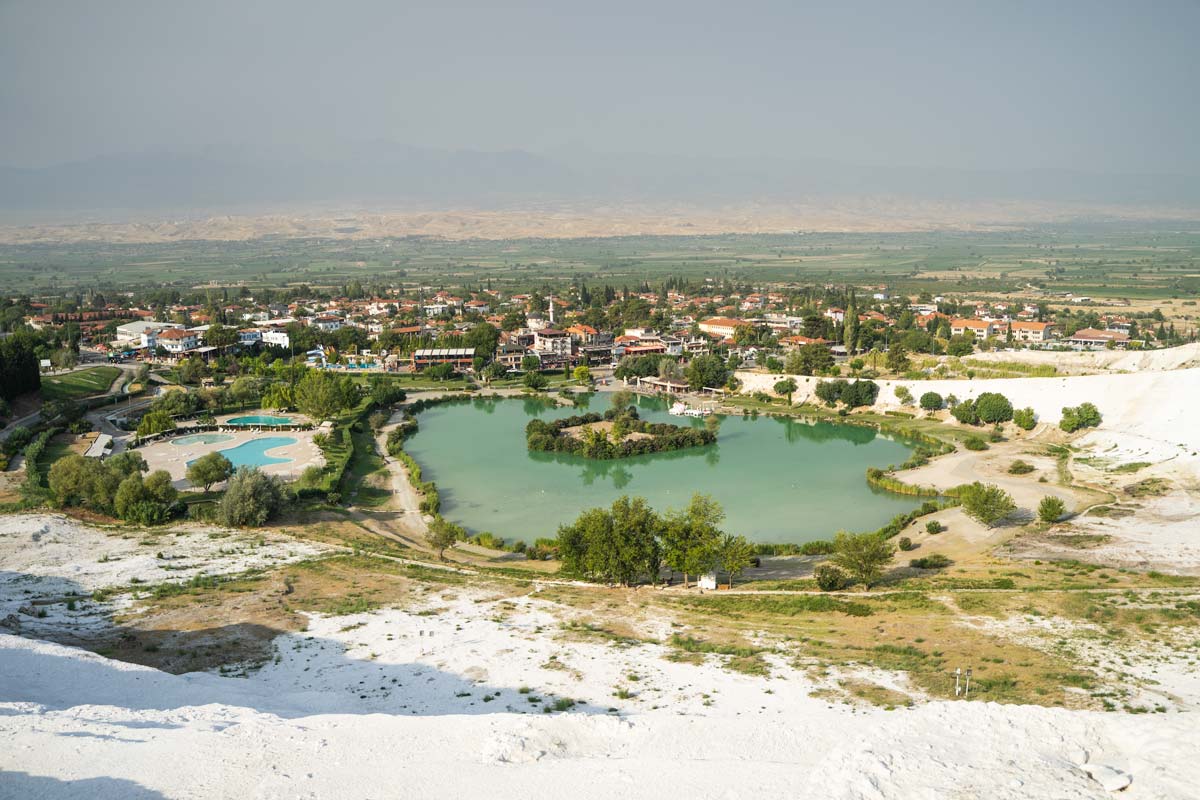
top-left (696, 572), bottom-right (718, 590)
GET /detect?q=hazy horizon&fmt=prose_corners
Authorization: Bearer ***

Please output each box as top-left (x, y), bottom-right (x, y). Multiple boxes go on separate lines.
top-left (2, 0), bottom-right (1198, 216)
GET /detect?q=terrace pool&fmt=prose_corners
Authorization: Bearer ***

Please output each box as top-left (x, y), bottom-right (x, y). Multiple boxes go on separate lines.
top-left (171, 433), bottom-right (235, 447)
top-left (191, 436), bottom-right (298, 469)
top-left (227, 415), bottom-right (294, 426)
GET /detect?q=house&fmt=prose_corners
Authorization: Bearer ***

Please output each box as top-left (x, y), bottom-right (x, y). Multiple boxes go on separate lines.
top-left (1068, 328), bottom-right (1129, 349)
top-left (780, 335), bottom-right (831, 349)
top-left (823, 307), bottom-right (846, 324)
top-left (533, 329), bottom-right (572, 357)
top-left (154, 327), bottom-right (200, 354)
top-left (311, 315), bottom-right (344, 332)
top-left (262, 328), bottom-right (291, 348)
top-left (1008, 321), bottom-right (1058, 343)
top-left (565, 324), bottom-right (599, 345)
top-left (698, 317), bottom-right (749, 338)
top-left (950, 319), bottom-right (1002, 339)
top-left (238, 328), bottom-right (263, 345)
top-left (411, 348), bottom-right (476, 369)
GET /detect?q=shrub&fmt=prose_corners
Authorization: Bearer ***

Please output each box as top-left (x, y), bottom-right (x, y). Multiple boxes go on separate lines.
top-left (217, 467), bottom-right (289, 527)
top-left (1013, 407), bottom-right (1036, 430)
top-left (1008, 460), bottom-right (1035, 475)
top-left (894, 386), bottom-right (913, 406)
top-left (897, 536), bottom-right (915, 551)
top-left (1060, 402), bottom-right (1102, 433)
top-left (925, 520), bottom-right (944, 534)
top-left (813, 563), bottom-right (850, 592)
top-left (951, 399), bottom-right (979, 425)
top-left (958, 482), bottom-right (1016, 526)
top-left (964, 435), bottom-right (988, 451)
top-left (919, 391), bottom-right (944, 411)
top-left (1038, 495), bottom-right (1066, 523)
top-left (910, 554), bottom-right (952, 570)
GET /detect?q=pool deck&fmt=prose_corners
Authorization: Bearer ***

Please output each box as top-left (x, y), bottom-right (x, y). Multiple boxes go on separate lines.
top-left (137, 426), bottom-right (325, 488)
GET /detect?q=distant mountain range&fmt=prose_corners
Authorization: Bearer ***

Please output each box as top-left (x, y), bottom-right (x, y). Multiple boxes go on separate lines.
top-left (2, 142), bottom-right (1197, 214)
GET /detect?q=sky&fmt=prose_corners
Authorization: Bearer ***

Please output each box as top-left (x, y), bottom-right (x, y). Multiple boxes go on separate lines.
top-left (1, 0), bottom-right (1197, 175)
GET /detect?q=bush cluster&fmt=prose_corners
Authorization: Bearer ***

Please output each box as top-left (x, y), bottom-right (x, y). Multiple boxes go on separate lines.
top-left (525, 407), bottom-right (715, 460)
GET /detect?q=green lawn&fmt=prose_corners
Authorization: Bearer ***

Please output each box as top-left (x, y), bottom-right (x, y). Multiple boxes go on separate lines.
top-left (40, 366), bottom-right (122, 401)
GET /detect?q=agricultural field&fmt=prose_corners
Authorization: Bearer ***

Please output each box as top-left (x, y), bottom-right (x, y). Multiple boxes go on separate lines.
top-left (3, 225), bottom-right (1200, 304)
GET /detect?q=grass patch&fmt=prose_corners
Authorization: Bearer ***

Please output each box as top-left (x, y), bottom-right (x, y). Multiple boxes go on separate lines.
top-left (41, 366), bottom-right (121, 400)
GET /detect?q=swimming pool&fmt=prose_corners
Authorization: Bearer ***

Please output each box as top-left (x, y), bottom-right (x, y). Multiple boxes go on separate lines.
top-left (227, 415), bottom-right (294, 426)
top-left (190, 436), bottom-right (298, 468)
top-left (171, 433), bottom-right (235, 447)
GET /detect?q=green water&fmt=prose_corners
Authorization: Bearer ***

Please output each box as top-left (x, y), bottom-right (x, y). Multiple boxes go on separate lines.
top-left (402, 395), bottom-right (922, 545)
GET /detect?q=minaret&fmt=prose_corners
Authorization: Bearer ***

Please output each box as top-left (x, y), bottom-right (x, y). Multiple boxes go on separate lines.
top-left (549, 297), bottom-right (555, 326)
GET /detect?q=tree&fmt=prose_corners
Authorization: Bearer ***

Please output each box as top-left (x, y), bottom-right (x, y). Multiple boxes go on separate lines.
top-left (1013, 407), bottom-right (1036, 430)
top-left (975, 392), bottom-right (1014, 424)
top-left (662, 493), bottom-right (724, 587)
top-left (831, 531), bottom-right (895, 587)
top-left (186, 452), bottom-right (233, 491)
top-left (294, 370), bottom-right (355, 421)
top-left (203, 324), bottom-right (238, 348)
top-left (137, 409), bottom-right (176, 437)
top-left (1038, 495), bottom-right (1066, 523)
top-left (523, 370), bottom-right (549, 391)
top-left (51, 348), bottom-right (78, 371)
top-left (958, 482), bottom-right (1016, 527)
top-left (885, 345), bottom-right (911, 373)
top-left (424, 363), bottom-right (456, 381)
top-left (682, 354), bottom-right (728, 392)
top-left (894, 386), bottom-right (913, 405)
top-left (573, 365), bottom-right (592, 384)
top-left (229, 376), bottom-right (261, 409)
top-left (261, 383), bottom-right (294, 410)
top-left (218, 467), bottom-right (289, 527)
top-left (786, 343), bottom-right (833, 376)
top-left (813, 563), bottom-right (849, 591)
top-left (463, 322), bottom-right (499, 360)
top-left (427, 518), bottom-right (461, 560)
top-left (520, 354), bottom-right (542, 372)
top-left (773, 377), bottom-right (798, 405)
top-left (946, 336), bottom-right (974, 357)
top-left (718, 533), bottom-right (754, 587)
top-left (1060, 402), bottom-right (1102, 433)
top-left (919, 391), bottom-right (944, 411)
top-left (951, 399), bottom-right (979, 425)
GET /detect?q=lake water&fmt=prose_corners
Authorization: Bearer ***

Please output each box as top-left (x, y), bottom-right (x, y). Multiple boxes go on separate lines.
top-left (402, 395), bottom-right (921, 544)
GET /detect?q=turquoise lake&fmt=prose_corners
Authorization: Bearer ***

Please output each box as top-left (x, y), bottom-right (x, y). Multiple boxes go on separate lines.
top-left (402, 395), bottom-right (921, 544)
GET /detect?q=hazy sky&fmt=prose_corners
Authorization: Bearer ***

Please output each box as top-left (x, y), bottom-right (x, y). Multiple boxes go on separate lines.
top-left (1, 0), bottom-right (1197, 174)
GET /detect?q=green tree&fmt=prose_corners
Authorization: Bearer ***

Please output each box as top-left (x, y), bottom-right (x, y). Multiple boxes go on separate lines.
top-left (137, 410), bottom-right (176, 437)
top-left (1060, 402), bottom-right (1102, 433)
top-left (919, 391), bottom-right (944, 411)
top-left (718, 533), bottom-right (754, 587)
top-left (427, 517), bottom-right (461, 560)
top-left (294, 370), bottom-right (354, 421)
top-left (1013, 407), bottom-right (1036, 430)
top-left (773, 377), bottom-right (798, 404)
top-left (831, 531), bottom-right (895, 587)
top-left (958, 482), bottom-right (1016, 527)
top-left (186, 452), bottom-right (234, 491)
top-left (463, 322), bottom-right (500, 360)
top-left (885, 345), bottom-right (911, 373)
top-left (520, 354), bottom-right (542, 372)
top-left (785, 343), bottom-right (833, 376)
top-left (975, 392), bottom-right (1014, 424)
top-left (662, 493), bottom-right (724, 587)
top-left (684, 354), bottom-right (730, 391)
top-left (229, 376), bottom-right (261, 409)
top-left (1038, 495), bottom-right (1066, 523)
top-left (218, 467), bottom-right (289, 527)
top-left (523, 371), bottom-right (549, 391)
top-left (573, 365), bottom-right (592, 384)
